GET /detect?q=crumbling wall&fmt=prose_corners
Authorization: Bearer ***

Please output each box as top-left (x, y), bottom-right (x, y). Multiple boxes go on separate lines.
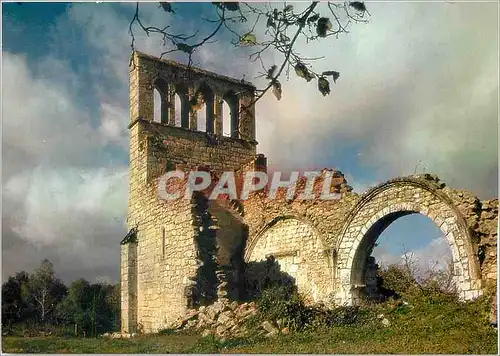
top-left (124, 51), bottom-right (498, 333)
top-left (440, 180), bottom-right (498, 290)
top-left (477, 199), bottom-right (498, 289)
top-left (243, 170), bottom-right (360, 252)
top-left (244, 173), bottom-right (497, 305)
top-left (240, 170), bottom-right (361, 305)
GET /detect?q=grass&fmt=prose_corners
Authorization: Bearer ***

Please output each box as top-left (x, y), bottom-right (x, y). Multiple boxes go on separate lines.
top-left (2, 295), bottom-right (498, 354)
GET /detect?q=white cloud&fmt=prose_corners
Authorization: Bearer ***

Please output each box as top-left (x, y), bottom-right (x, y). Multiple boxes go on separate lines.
top-left (2, 53), bottom-right (99, 171)
top-left (373, 236), bottom-right (453, 274)
top-left (2, 33), bottom-right (129, 281)
top-left (99, 102), bottom-right (129, 147)
top-left (4, 166), bottom-right (128, 246)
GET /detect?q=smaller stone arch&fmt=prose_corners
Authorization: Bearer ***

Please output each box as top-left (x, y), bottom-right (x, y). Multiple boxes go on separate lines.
top-left (245, 215), bottom-right (334, 304)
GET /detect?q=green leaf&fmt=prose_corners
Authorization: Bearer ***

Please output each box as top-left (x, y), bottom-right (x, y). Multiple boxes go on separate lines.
top-left (266, 65), bottom-right (277, 80)
top-left (239, 33), bottom-right (257, 46)
top-left (280, 33), bottom-right (290, 43)
top-left (318, 77), bottom-right (331, 96)
top-left (272, 80), bottom-right (282, 100)
top-left (273, 8), bottom-right (279, 20)
top-left (316, 17), bottom-right (332, 37)
top-left (294, 62), bottom-right (314, 82)
top-left (322, 71), bottom-right (340, 83)
top-left (266, 17), bottom-right (276, 29)
top-left (176, 43), bottom-right (194, 54)
top-left (159, 2), bottom-right (174, 13)
top-left (308, 13), bottom-right (320, 23)
top-left (224, 2), bottom-right (240, 11)
top-left (349, 1), bottom-right (367, 12)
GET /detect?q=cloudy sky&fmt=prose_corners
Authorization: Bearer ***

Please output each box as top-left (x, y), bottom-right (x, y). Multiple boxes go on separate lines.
top-left (2, 2), bottom-right (498, 284)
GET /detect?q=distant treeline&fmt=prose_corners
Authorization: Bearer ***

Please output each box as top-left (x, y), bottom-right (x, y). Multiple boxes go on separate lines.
top-left (2, 259), bottom-right (120, 337)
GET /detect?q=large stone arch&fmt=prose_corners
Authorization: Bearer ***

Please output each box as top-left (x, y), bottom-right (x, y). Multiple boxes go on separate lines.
top-left (245, 216), bottom-right (334, 303)
top-left (335, 177), bottom-right (483, 305)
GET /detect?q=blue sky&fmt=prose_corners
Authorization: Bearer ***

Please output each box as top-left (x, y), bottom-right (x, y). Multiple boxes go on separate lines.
top-left (2, 2), bottom-right (498, 283)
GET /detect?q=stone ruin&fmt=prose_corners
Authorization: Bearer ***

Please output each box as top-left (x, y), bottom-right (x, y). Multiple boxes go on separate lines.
top-left (121, 51), bottom-right (498, 334)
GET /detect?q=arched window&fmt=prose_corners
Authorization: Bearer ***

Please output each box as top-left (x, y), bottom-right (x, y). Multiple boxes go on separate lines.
top-left (174, 93), bottom-right (182, 127)
top-left (197, 102), bottom-right (207, 132)
top-left (153, 87), bottom-right (162, 123)
top-left (222, 91), bottom-right (239, 138)
top-left (195, 84), bottom-right (214, 133)
top-left (222, 101), bottom-right (231, 137)
top-left (153, 78), bottom-right (170, 124)
top-left (175, 84), bottom-right (189, 128)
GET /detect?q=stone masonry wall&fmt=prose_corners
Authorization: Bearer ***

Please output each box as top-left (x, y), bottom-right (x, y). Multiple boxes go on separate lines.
top-left (431, 179), bottom-right (497, 289)
top-left (478, 199), bottom-right (498, 289)
top-left (129, 51), bottom-right (256, 142)
top-left (247, 217), bottom-right (334, 304)
top-left (142, 120), bottom-right (257, 182)
top-left (123, 121), bottom-right (200, 334)
top-left (243, 173), bottom-right (497, 306)
top-left (243, 169), bottom-right (361, 256)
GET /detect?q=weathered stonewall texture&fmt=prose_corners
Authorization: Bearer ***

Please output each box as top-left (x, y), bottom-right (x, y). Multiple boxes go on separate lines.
top-left (122, 51), bottom-right (498, 334)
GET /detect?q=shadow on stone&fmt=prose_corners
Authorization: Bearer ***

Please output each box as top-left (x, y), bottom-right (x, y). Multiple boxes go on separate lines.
top-left (188, 192), bottom-right (218, 308)
top-left (188, 194), bottom-right (250, 307)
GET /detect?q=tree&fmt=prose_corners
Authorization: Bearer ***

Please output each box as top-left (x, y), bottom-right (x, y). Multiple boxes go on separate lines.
top-left (421, 257), bottom-right (457, 294)
top-left (56, 279), bottom-right (120, 336)
top-left (2, 271), bottom-right (31, 326)
top-left (129, 1), bottom-right (370, 108)
top-left (24, 259), bottom-right (67, 324)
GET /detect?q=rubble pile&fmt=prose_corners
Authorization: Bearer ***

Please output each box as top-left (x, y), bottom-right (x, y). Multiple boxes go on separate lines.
top-left (170, 298), bottom-right (287, 338)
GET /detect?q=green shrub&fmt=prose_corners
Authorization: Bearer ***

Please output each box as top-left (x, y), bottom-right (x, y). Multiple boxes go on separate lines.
top-left (378, 265), bottom-right (417, 296)
top-left (257, 285), bottom-right (308, 331)
top-left (157, 328), bottom-right (177, 335)
top-left (256, 285), bottom-right (367, 331)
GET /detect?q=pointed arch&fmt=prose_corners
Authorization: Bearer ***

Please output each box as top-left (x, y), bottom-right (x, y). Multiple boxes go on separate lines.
top-left (152, 78), bottom-right (170, 124)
